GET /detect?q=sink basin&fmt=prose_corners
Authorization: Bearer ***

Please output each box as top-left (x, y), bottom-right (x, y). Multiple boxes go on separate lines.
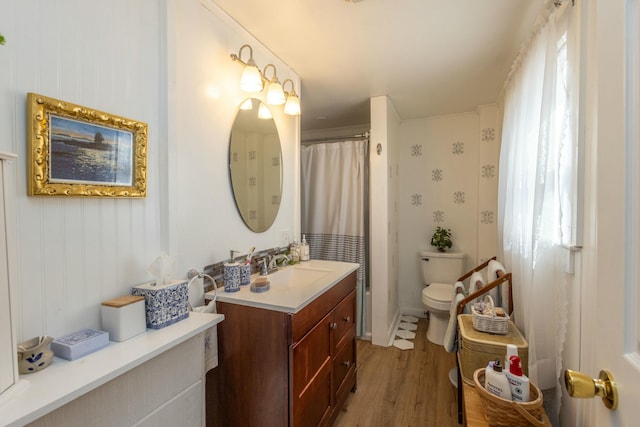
top-left (267, 266), bottom-right (332, 288)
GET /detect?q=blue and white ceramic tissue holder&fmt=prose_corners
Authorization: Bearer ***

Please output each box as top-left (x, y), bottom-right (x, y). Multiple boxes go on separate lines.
top-left (51, 329), bottom-right (109, 361)
top-left (132, 280), bottom-right (189, 329)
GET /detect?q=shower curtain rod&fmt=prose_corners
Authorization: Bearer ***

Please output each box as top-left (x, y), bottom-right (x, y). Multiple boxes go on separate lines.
top-left (301, 131), bottom-right (370, 144)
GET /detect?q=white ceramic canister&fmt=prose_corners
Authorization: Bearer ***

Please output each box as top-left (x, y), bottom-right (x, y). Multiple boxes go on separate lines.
top-left (101, 295), bottom-right (146, 342)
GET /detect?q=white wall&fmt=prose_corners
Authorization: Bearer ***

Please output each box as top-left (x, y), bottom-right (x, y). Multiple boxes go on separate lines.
top-left (0, 0), bottom-right (299, 344)
top-left (370, 95), bottom-right (400, 346)
top-left (397, 106), bottom-right (500, 316)
top-left (168, 0), bottom-right (300, 275)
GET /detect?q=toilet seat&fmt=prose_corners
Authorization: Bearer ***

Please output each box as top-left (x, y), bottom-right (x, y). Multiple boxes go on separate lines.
top-left (422, 282), bottom-right (453, 312)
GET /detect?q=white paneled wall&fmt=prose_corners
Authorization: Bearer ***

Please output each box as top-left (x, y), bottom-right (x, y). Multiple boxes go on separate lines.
top-left (0, 0), bottom-right (299, 347)
top-left (397, 106), bottom-right (500, 316)
top-left (1, 1), bottom-right (164, 341)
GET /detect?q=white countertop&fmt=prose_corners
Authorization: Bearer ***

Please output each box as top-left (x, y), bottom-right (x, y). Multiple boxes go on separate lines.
top-left (0, 312), bottom-right (224, 427)
top-left (206, 260), bottom-right (359, 313)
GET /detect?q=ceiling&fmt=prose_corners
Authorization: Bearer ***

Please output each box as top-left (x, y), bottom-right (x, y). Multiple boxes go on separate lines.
top-left (212, 0), bottom-right (548, 132)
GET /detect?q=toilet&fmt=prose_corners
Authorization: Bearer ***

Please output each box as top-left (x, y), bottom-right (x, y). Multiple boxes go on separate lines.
top-left (419, 250), bottom-right (466, 346)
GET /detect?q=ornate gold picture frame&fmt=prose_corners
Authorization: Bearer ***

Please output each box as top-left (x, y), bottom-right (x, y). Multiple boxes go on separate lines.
top-left (27, 93), bottom-right (147, 197)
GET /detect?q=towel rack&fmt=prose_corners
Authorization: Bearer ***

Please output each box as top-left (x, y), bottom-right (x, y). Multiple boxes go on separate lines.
top-left (455, 258), bottom-right (514, 316)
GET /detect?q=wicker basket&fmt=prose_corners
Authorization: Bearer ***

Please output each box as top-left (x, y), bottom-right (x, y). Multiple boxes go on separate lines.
top-left (473, 368), bottom-right (545, 426)
top-left (471, 295), bottom-right (509, 335)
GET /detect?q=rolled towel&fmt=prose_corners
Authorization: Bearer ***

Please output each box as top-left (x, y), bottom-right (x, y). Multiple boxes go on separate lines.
top-left (443, 292), bottom-right (465, 353)
top-left (488, 260), bottom-right (506, 280)
top-left (487, 260), bottom-right (506, 309)
top-left (469, 271), bottom-right (486, 303)
top-left (453, 281), bottom-right (465, 296)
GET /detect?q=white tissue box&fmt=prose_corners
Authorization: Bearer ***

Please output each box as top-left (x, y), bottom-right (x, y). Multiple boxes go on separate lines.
top-left (132, 280), bottom-right (189, 329)
top-left (51, 329), bottom-right (109, 360)
top-left (101, 295), bottom-right (147, 341)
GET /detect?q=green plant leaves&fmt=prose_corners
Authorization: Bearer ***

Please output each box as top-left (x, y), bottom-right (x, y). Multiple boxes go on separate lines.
top-left (430, 226), bottom-right (452, 251)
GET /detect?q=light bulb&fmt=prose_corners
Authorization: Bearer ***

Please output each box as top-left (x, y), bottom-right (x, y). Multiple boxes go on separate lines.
top-left (284, 93), bottom-right (301, 116)
top-left (240, 61), bottom-right (263, 93)
top-left (258, 103), bottom-right (272, 119)
top-left (266, 80), bottom-right (285, 105)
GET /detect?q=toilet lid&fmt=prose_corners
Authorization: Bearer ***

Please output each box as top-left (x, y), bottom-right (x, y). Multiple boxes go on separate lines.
top-left (422, 283), bottom-right (453, 310)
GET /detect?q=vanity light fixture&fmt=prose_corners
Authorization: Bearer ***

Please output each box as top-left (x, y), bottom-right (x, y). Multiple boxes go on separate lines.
top-left (282, 79), bottom-right (301, 116)
top-left (230, 44), bottom-right (263, 93)
top-left (263, 64), bottom-right (286, 106)
top-left (231, 43), bottom-right (301, 116)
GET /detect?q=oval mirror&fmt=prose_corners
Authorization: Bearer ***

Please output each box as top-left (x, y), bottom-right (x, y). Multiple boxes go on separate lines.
top-left (229, 98), bottom-right (283, 232)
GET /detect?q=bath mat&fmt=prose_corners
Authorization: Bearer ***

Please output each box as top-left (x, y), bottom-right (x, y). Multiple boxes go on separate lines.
top-left (393, 315), bottom-right (419, 350)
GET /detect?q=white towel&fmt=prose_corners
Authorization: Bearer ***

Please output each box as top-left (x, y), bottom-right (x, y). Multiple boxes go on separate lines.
top-left (488, 260), bottom-right (507, 309)
top-left (204, 324), bottom-right (219, 372)
top-left (488, 260), bottom-right (506, 280)
top-left (453, 281), bottom-right (465, 296)
top-left (443, 292), bottom-right (465, 353)
top-left (468, 271), bottom-right (486, 303)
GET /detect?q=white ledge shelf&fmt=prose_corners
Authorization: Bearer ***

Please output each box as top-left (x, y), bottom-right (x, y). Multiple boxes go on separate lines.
top-left (0, 312), bottom-right (224, 427)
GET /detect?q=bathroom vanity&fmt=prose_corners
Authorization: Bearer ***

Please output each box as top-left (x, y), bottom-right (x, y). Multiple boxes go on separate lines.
top-left (207, 260), bottom-right (359, 427)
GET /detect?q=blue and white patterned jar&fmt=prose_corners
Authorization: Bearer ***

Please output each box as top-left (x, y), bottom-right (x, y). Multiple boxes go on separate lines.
top-left (240, 263), bottom-right (251, 286)
top-left (224, 262), bottom-right (241, 292)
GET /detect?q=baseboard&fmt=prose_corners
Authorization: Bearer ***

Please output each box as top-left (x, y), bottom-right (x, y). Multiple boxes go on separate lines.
top-left (386, 310), bottom-right (402, 347)
top-left (400, 307), bottom-right (427, 318)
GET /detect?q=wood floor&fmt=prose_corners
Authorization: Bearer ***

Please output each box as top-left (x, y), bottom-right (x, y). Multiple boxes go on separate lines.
top-left (333, 318), bottom-right (460, 427)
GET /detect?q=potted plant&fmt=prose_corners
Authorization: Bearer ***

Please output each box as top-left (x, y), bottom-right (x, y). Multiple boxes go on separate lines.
top-left (431, 226), bottom-right (452, 252)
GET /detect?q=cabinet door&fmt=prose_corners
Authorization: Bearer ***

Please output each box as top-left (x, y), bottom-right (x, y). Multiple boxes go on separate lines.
top-left (333, 336), bottom-right (355, 396)
top-left (290, 312), bottom-right (332, 427)
top-left (332, 290), bottom-right (356, 352)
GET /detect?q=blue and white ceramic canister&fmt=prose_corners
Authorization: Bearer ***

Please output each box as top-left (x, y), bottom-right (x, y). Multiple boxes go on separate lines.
top-left (240, 263), bottom-right (251, 286)
top-left (224, 262), bottom-right (241, 292)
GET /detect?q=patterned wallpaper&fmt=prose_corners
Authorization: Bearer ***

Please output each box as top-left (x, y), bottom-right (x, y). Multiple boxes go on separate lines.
top-left (397, 106), bottom-right (500, 316)
top-left (407, 128), bottom-right (497, 226)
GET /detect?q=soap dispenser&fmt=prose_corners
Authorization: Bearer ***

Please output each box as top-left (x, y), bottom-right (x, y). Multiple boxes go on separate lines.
top-left (484, 359), bottom-right (512, 400)
top-left (505, 355), bottom-right (530, 402)
top-left (300, 235), bottom-right (310, 262)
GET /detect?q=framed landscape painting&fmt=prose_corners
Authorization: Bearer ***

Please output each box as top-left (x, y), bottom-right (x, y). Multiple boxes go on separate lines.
top-left (27, 93), bottom-right (147, 197)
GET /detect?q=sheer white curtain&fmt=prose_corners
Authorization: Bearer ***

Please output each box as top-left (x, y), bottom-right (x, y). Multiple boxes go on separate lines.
top-left (498, 4), bottom-right (576, 423)
top-left (301, 139), bottom-right (368, 337)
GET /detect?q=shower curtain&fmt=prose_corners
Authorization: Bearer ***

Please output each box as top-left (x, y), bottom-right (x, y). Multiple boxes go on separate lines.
top-left (301, 139), bottom-right (368, 337)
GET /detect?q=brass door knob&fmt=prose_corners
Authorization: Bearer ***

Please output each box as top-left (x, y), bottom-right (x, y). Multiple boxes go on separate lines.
top-left (564, 369), bottom-right (618, 410)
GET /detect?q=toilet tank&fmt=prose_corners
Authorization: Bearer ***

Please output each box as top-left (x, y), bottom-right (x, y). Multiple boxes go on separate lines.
top-left (419, 251), bottom-right (466, 284)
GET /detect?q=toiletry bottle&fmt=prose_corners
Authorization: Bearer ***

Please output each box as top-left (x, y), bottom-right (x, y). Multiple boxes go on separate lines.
top-left (505, 343), bottom-right (518, 372)
top-left (291, 241), bottom-right (300, 264)
top-left (505, 355), bottom-right (530, 402)
top-left (300, 235), bottom-right (310, 262)
top-left (484, 359), bottom-right (512, 400)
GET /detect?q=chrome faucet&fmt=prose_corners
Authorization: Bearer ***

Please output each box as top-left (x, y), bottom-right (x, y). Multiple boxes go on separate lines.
top-left (260, 257), bottom-right (270, 276)
top-left (270, 254), bottom-right (290, 269)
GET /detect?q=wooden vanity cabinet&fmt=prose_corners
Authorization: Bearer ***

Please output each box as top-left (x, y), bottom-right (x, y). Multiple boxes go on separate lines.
top-left (210, 271), bottom-right (357, 427)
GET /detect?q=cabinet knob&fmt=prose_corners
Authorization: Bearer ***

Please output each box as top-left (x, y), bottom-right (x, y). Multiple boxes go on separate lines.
top-left (342, 360), bottom-right (351, 368)
top-left (330, 322), bottom-right (337, 330)
top-left (343, 315), bottom-right (351, 323)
